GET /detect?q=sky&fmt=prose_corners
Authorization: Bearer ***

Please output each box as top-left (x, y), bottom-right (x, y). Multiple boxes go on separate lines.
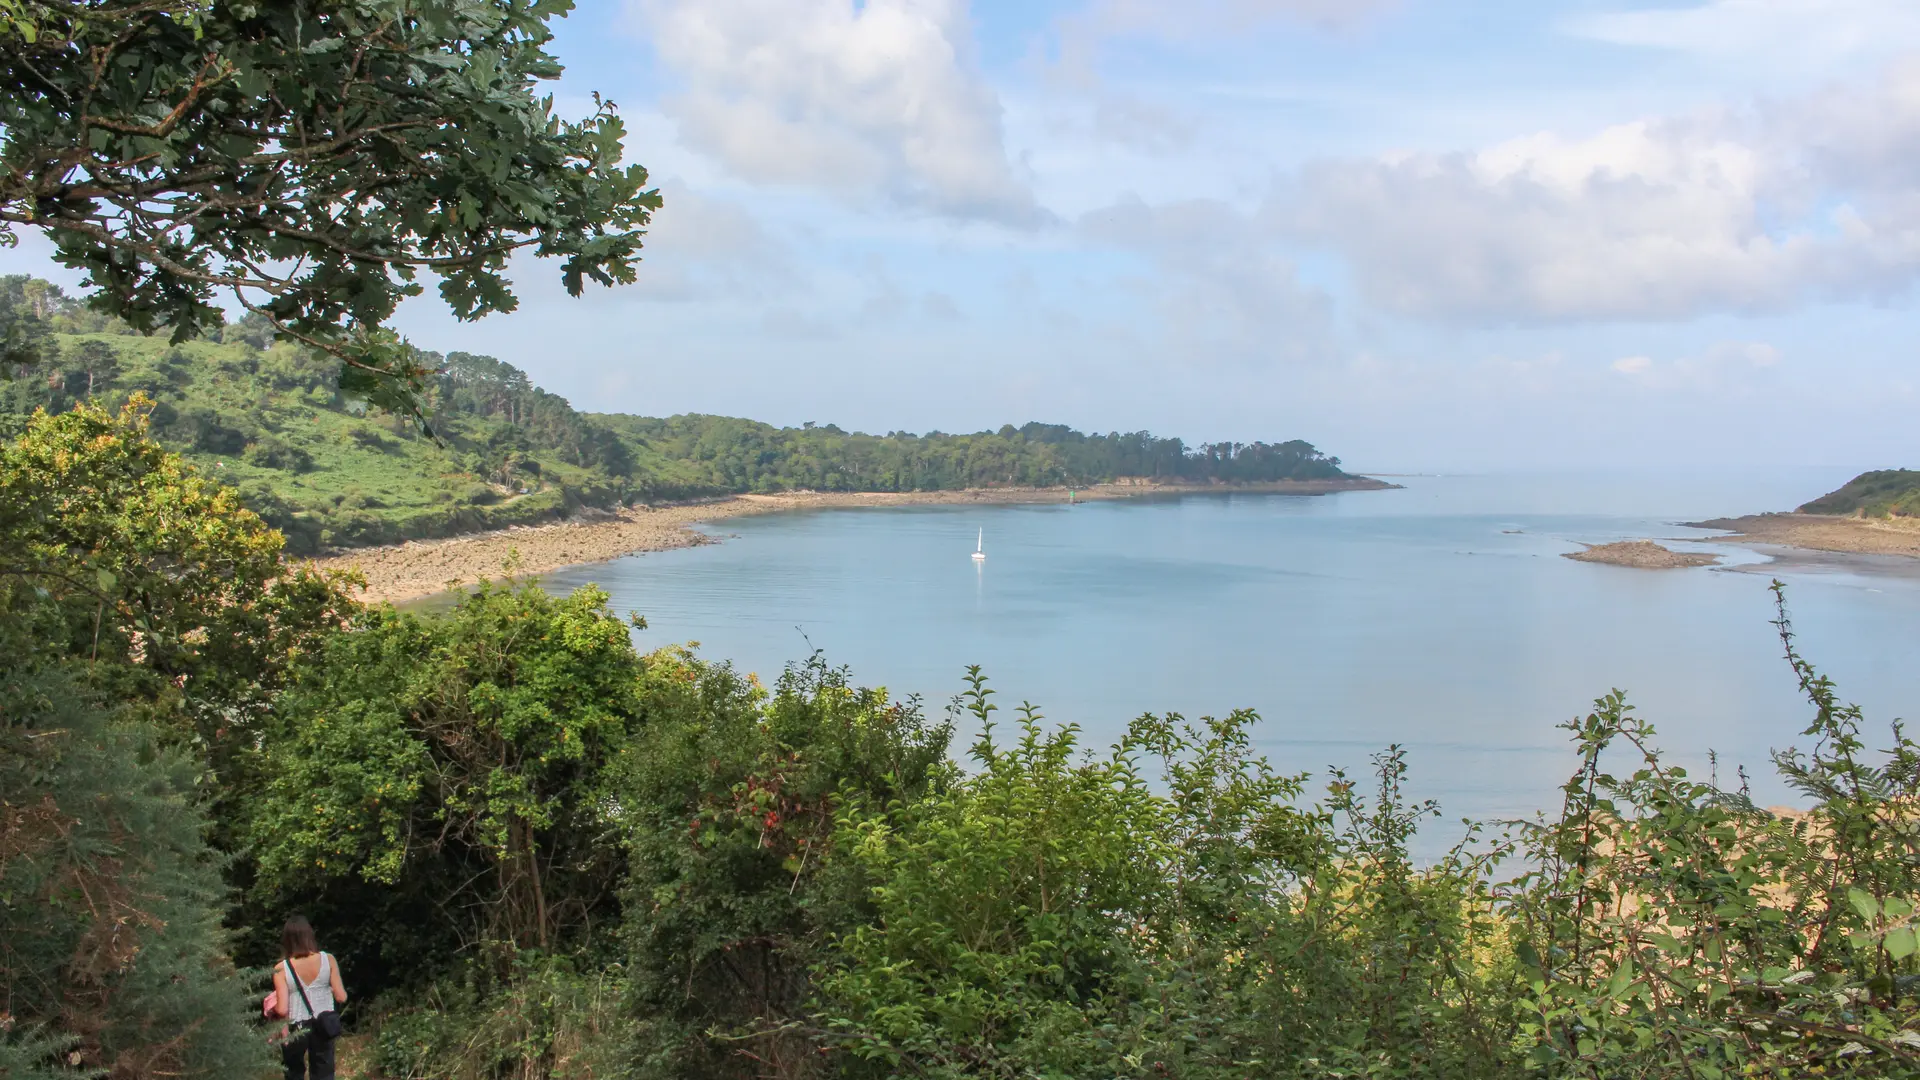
top-left (10, 0), bottom-right (1920, 471)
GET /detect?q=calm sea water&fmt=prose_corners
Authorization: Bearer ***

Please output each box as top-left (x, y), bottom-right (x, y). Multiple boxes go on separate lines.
top-left (537, 470), bottom-right (1920, 843)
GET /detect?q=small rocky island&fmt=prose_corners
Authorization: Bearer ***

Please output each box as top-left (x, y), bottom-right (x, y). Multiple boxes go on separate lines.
top-left (1564, 540), bottom-right (1720, 569)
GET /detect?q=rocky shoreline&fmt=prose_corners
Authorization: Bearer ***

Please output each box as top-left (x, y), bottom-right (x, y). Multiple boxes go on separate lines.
top-left (1687, 513), bottom-right (1920, 559)
top-left (310, 478), bottom-right (1394, 605)
top-left (1564, 540), bottom-right (1720, 569)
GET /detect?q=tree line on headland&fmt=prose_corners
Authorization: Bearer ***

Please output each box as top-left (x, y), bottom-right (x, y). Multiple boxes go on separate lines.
top-left (1, 276), bottom-right (1348, 554)
top-left (2, 4), bottom-right (1916, 1078)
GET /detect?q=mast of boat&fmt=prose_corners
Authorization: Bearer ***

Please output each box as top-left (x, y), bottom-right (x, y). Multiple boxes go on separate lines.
top-left (972, 528), bottom-right (986, 561)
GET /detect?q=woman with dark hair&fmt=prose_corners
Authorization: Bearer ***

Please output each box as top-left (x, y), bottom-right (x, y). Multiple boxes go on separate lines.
top-left (270, 915), bottom-right (347, 1080)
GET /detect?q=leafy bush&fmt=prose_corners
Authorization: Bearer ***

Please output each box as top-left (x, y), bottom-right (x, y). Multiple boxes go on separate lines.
top-left (349, 425), bottom-right (400, 452)
top-left (243, 433), bottom-right (315, 472)
top-left (248, 582), bottom-right (648, 965)
top-left (0, 399), bottom-right (357, 762)
top-left (162, 402), bottom-right (255, 455)
top-left (814, 673), bottom-right (1513, 1079)
top-left (612, 651), bottom-right (952, 1079)
top-left (1499, 585), bottom-right (1920, 1077)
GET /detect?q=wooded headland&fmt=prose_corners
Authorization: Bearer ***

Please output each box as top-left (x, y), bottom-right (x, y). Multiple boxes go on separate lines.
top-left (1, 275), bottom-right (1369, 558)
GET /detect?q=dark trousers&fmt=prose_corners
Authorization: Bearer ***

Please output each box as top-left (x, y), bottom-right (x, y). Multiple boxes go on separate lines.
top-left (282, 1025), bottom-right (336, 1080)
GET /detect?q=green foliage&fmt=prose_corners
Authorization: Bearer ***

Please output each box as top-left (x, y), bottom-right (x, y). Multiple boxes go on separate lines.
top-left (0, 274), bottom-right (62, 373)
top-left (0, 666), bottom-right (273, 1080)
top-left (370, 955), bottom-right (632, 1080)
top-left (1801, 469), bottom-right (1920, 518)
top-left (0, 398), bottom-right (357, 781)
top-left (0, 312), bottom-right (717, 553)
top-left (613, 651), bottom-right (951, 1079)
top-left (1501, 584), bottom-right (1920, 1078)
top-left (0, 1026), bottom-right (80, 1080)
top-left (249, 581), bottom-right (647, 958)
top-left (814, 672), bottom-right (1512, 1079)
top-left (2, 275), bottom-right (1358, 555)
top-left (8, 318), bottom-right (1916, 1079)
top-left (437, 351), bottom-right (634, 478)
top-left (604, 414), bottom-right (1351, 493)
top-left (0, 0), bottom-right (659, 417)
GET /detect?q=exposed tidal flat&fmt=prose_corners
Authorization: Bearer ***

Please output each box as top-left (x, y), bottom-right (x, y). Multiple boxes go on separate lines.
top-left (505, 468), bottom-right (1920, 854)
top-left (1689, 510), bottom-right (1920, 559)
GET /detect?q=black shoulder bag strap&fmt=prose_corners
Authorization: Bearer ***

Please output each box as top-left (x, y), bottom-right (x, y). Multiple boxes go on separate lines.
top-left (285, 956), bottom-right (342, 1038)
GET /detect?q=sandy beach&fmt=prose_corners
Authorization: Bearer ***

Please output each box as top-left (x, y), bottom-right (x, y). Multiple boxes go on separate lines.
top-left (309, 479), bottom-right (1392, 605)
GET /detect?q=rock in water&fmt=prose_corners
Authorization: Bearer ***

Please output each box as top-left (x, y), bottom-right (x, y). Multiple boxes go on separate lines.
top-left (1563, 540), bottom-right (1720, 569)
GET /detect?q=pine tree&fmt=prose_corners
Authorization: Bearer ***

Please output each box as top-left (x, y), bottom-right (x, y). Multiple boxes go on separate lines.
top-left (0, 666), bottom-right (273, 1079)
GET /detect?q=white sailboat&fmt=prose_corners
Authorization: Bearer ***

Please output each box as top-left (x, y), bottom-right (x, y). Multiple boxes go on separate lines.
top-left (972, 528), bottom-right (986, 561)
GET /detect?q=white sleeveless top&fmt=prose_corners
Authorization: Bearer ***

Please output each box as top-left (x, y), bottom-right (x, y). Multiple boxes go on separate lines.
top-left (283, 953), bottom-right (333, 1022)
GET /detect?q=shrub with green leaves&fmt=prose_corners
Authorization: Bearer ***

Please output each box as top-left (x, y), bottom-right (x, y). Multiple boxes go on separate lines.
top-left (1502, 585), bottom-right (1920, 1078)
top-left (613, 651), bottom-right (951, 1080)
top-left (248, 580), bottom-right (648, 969)
top-left (812, 671), bottom-right (1515, 1080)
top-left (0, 398), bottom-right (358, 764)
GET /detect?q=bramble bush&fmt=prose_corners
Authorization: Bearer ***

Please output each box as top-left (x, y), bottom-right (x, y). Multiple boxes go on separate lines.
top-left (1500, 585), bottom-right (1920, 1078)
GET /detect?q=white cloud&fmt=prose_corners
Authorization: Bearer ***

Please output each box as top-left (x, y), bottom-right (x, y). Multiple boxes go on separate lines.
top-left (1276, 117), bottom-right (1813, 320)
top-left (1706, 340), bottom-right (1781, 368)
top-left (626, 180), bottom-right (800, 301)
top-left (1079, 196), bottom-right (1333, 364)
top-left (630, 0), bottom-right (1039, 223)
top-left (1568, 0), bottom-right (1920, 71)
top-left (1773, 61), bottom-right (1920, 194)
top-left (1609, 341), bottom-right (1783, 390)
top-left (1081, 0), bottom-right (1398, 37)
top-left (1270, 59), bottom-right (1920, 322)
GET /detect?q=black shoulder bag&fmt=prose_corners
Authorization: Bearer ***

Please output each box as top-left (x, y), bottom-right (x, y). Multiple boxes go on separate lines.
top-left (285, 957), bottom-right (344, 1039)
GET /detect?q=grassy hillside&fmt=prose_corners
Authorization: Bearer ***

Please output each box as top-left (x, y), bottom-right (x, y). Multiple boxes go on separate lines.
top-left (1799, 470), bottom-right (1920, 518)
top-left (1, 325), bottom-right (724, 554)
top-left (1, 276), bottom-right (1358, 554)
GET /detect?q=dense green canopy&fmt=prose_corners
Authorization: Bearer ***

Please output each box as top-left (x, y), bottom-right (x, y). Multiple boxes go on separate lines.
top-left (0, 0), bottom-right (658, 416)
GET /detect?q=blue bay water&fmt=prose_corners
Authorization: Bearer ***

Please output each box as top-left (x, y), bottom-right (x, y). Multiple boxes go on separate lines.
top-left (539, 469), bottom-right (1920, 844)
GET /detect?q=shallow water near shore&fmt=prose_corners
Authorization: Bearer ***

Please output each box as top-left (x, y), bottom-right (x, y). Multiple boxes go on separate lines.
top-left (537, 468), bottom-right (1920, 852)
